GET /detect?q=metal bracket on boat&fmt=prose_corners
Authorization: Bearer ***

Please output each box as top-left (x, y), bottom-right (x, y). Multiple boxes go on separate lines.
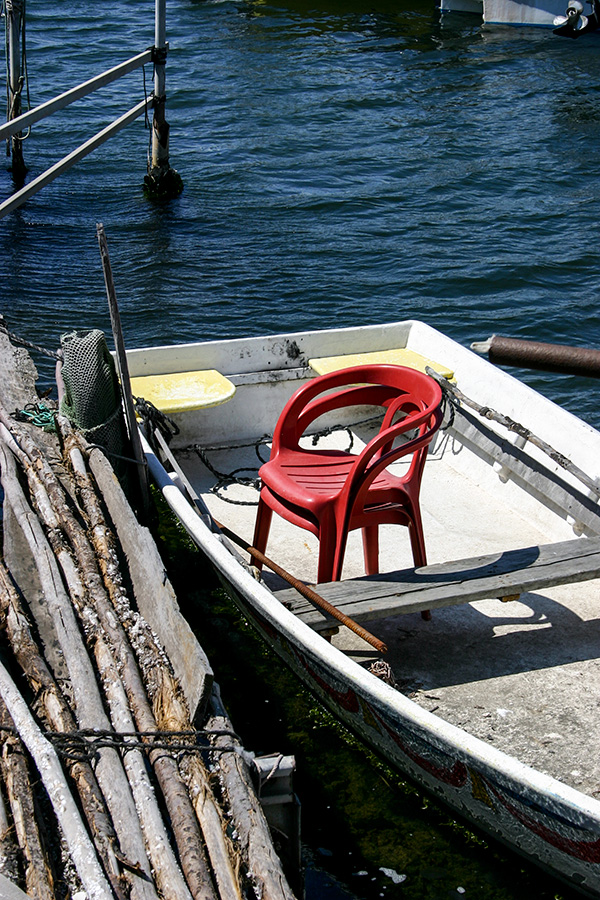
top-left (252, 754), bottom-right (301, 876)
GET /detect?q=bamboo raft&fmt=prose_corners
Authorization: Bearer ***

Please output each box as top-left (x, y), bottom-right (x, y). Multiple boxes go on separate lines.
top-left (0, 324), bottom-right (297, 900)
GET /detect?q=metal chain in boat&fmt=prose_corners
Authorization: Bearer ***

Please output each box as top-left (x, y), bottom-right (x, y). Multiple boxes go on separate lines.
top-left (439, 390), bottom-right (456, 431)
top-left (193, 437), bottom-right (269, 506)
top-left (192, 413), bottom-right (382, 506)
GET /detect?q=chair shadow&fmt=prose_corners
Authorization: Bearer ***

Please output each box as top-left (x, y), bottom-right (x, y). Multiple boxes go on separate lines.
top-left (369, 588), bottom-right (600, 689)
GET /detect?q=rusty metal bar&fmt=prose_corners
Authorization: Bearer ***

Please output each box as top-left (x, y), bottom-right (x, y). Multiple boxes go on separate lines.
top-left (471, 335), bottom-right (600, 378)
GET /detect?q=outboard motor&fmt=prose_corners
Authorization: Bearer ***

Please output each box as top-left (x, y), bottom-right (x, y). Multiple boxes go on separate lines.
top-left (554, 0), bottom-right (600, 36)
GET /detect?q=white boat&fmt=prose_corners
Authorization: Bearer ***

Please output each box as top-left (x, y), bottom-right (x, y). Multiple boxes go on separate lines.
top-left (127, 319), bottom-right (600, 896)
top-left (440, 0), bottom-right (598, 30)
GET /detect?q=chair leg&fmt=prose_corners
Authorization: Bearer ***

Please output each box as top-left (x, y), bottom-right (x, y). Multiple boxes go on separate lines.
top-left (252, 497), bottom-right (273, 572)
top-left (407, 518), bottom-right (432, 621)
top-left (317, 513), bottom-right (345, 584)
top-left (362, 526), bottom-right (379, 576)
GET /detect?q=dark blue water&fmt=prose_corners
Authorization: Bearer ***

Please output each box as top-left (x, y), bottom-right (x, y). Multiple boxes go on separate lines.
top-left (1, 2), bottom-right (599, 897)
top-left (1, 0), bottom-right (600, 426)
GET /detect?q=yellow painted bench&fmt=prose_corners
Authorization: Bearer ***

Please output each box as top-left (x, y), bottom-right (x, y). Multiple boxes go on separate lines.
top-left (130, 370), bottom-right (236, 414)
top-left (308, 347), bottom-right (454, 380)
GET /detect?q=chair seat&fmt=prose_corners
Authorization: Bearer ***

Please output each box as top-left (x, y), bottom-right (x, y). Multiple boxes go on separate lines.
top-left (261, 451), bottom-right (405, 505)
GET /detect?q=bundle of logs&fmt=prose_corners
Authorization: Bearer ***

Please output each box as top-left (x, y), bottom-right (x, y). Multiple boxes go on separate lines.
top-left (0, 403), bottom-right (296, 900)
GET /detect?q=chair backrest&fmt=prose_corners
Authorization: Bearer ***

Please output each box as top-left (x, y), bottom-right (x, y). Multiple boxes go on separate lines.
top-left (271, 364), bottom-right (443, 462)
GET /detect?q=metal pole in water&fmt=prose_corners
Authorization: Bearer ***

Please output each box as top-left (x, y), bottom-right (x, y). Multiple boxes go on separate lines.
top-left (5, 0), bottom-right (27, 182)
top-left (144, 0), bottom-right (183, 199)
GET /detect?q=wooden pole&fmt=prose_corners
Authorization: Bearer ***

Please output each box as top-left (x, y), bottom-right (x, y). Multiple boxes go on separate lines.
top-left (0, 435), bottom-right (159, 900)
top-left (96, 223), bottom-right (151, 519)
top-left (471, 334), bottom-right (600, 378)
top-left (5, 0), bottom-right (27, 181)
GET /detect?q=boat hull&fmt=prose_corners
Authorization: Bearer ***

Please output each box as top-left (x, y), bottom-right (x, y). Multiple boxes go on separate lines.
top-left (216, 568), bottom-right (600, 896)
top-left (138, 319), bottom-right (600, 897)
top-left (440, 0), bottom-right (571, 26)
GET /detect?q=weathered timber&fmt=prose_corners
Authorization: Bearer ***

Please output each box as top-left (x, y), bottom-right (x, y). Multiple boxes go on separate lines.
top-left (447, 403), bottom-right (600, 534)
top-left (0, 324), bottom-right (298, 900)
top-left (206, 688), bottom-right (297, 900)
top-left (76, 436), bottom-right (213, 720)
top-left (0, 559), bottom-right (128, 900)
top-left (60, 437), bottom-right (242, 900)
top-left (0, 700), bottom-right (54, 900)
top-left (0, 439), bottom-right (157, 900)
top-left (276, 536), bottom-right (600, 631)
top-left (0, 413), bottom-right (218, 900)
top-left (93, 637), bottom-right (195, 900)
top-left (471, 335), bottom-right (600, 378)
top-left (0, 665), bottom-right (115, 900)
top-left (0, 784), bottom-right (20, 885)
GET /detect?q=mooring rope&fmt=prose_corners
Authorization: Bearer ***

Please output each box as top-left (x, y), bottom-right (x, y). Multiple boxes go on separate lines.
top-left (134, 396), bottom-right (180, 444)
top-left (12, 401), bottom-right (57, 432)
top-left (0, 318), bottom-right (59, 359)
top-left (0, 723), bottom-right (244, 762)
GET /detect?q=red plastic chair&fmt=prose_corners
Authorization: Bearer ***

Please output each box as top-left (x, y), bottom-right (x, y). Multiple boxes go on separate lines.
top-left (253, 364), bottom-right (443, 584)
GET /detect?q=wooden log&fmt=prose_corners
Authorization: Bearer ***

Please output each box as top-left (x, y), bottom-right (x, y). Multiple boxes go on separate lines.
top-left (0, 558), bottom-right (129, 900)
top-left (70, 430), bottom-right (213, 721)
top-left (0, 439), bottom-right (157, 900)
top-left (0, 780), bottom-right (20, 884)
top-left (206, 690), bottom-right (297, 900)
top-left (471, 335), bottom-right (600, 378)
top-left (0, 412), bottom-right (218, 900)
top-left (0, 701), bottom-right (54, 900)
top-left (93, 637), bottom-right (195, 900)
top-left (0, 665), bottom-right (115, 900)
top-left (55, 426), bottom-right (246, 897)
top-left (62, 430), bottom-right (249, 899)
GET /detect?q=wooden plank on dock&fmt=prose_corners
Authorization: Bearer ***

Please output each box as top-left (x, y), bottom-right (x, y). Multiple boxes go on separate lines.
top-left (275, 537), bottom-right (600, 631)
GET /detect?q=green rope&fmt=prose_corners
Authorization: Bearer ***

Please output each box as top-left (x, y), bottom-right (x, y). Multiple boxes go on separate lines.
top-left (13, 402), bottom-right (57, 432)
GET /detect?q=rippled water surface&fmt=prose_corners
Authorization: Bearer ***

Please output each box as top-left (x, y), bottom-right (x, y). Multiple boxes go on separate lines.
top-left (1, 1), bottom-right (599, 896)
top-left (1, 0), bottom-right (600, 425)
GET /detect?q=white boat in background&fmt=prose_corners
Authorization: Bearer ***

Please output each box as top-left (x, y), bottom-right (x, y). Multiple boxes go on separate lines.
top-left (127, 319), bottom-right (600, 896)
top-left (440, 0), bottom-right (599, 30)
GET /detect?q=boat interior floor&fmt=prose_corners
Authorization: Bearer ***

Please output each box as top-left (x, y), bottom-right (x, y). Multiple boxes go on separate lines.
top-left (176, 423), bottom-right (600, 799)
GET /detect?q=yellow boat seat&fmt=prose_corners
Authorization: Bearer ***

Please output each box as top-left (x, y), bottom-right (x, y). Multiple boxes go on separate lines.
top-left (308, 348), bottom-right (454, 381)
top-left (130, 369), bottom-right (236, 414)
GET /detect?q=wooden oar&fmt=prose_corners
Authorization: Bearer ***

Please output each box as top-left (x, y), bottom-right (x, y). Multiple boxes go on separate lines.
top-left (147, 426), bottom-right (387, 654)
top-left (212, 517), bottom-right (388, 655)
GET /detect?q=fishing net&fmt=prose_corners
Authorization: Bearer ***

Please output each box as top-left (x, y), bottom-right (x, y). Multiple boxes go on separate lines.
top-left (59, 329), bottom-right (128, 477)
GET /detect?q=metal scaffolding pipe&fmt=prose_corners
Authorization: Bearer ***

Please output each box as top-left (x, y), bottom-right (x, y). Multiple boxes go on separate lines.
top-left (0, 99), bottom-right (151, 220)
top-left (0, 50), bottom-right (152, 143)
top-left (144, 0), bottom-right (182, 198)
top-left (5, 0), bottom-right (27, 179)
